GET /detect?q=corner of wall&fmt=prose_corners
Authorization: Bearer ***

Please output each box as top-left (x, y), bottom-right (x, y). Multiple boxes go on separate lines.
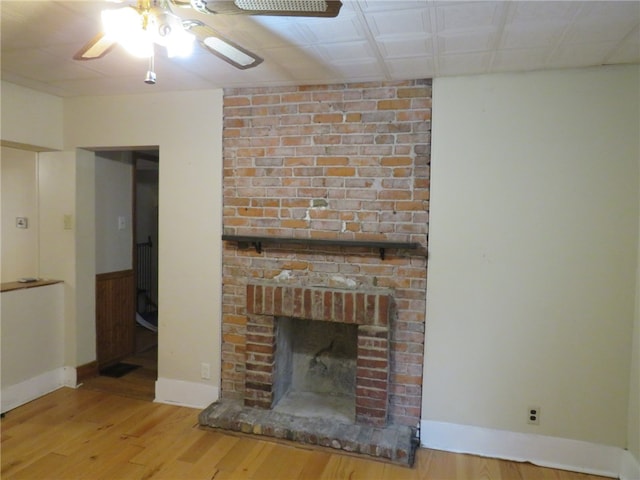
top-left (155, 377), bottom-right (219, 410)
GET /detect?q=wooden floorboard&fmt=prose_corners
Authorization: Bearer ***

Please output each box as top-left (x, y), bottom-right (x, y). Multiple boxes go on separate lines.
top-left (79, 326), bottom-right (157, 402)
top-left (1, 388), bottom-right (612, 480)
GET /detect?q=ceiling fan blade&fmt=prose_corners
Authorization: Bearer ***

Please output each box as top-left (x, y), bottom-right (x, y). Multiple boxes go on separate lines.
top-left (73, 32), bottom-right (117, 60)
top-left (183, 20), bottom-right (263, 70)
top-left (170, 0), bottom-right (342, 17)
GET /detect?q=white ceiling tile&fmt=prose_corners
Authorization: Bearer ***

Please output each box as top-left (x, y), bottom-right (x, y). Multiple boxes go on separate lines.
top-left (322, 58), bottom-right (386, 78)
top-left (252, 12), bottom-right (363, 44)
top-left (211, 65), bottom-right (284, 86)
top-left (358, 1), bottom-right (430, 13)
top-left (438, 52), bottom-right (491, 75)
top-left (385, 56), bottom-right (435, 78)
top-left (606, 28), bottom-right (640, 64)
top-left (367, 8), bottom-right (431, 37)
top-left (1, 0), bottom-right (639, 97)
top-left (313, 41), bottom-right (377, 62)
top-left (436, 1), bottom-right (505, 32)
top-left (377, 37), bottom-right (433, 58)
top-left (574, 1), bottom-right (640, 22)
top-left (437, 31), bottom-right (497, 55)
top-left (0, 70), bottom-right (75, 97)
top-left (548, 42), bottom-right (620, 68)
top-left (302, 17), bottom-right (368, 43)
top-left (566, 20), bottom-right (638, 46)
top-left (1, 48), bottom-right (99, 82)
top-left (506, 2), bottom-right (579, 26)
top-left (267, 63), bottom-right (342, 84)
top-left (491, 48), bottom-right (549, 72)
top-left (500, 25), bottom-right (564, 50)
top-left (564, 2), bottom-right (639, 44)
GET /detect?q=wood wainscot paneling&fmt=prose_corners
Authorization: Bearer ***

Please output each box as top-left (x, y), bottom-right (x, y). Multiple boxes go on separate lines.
top-left (96, 269), bottom-right (135, 368)
top-left (76, 361), bottom-right (99, 383)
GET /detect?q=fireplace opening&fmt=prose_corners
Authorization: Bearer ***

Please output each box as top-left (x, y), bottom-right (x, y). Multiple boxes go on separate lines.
top-left (272, 317), bottom-right (357, 424)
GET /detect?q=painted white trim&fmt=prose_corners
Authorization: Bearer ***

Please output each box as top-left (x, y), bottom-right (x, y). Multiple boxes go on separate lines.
top-left (155, 377), bottom-right (219, 409)
top-left (620, 449), bottom-right (640, 480)
top-left (420, 420), bottom-right (622, 479)
top-left (63, 366), bottom-right (78, 388)
top-left (1, 367), bottom-right (76, 413)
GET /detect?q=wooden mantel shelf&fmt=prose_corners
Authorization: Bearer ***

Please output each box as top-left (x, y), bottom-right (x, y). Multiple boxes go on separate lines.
top-left (222, 234), bottom-right (420, 260)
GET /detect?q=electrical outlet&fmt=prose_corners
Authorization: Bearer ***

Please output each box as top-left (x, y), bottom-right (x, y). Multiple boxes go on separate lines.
top-left (201, 363), bottom-right (211, 380)
top-left (527, 406), bottom-right (540, 425)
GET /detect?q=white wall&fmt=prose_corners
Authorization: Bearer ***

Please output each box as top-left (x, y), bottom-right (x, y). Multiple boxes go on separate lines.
top-left (629, 175), bottom-right (640, 465)
top-left (424, 65), bottom-right (639, 452)
top-left (1, 283), bottom-right (65, 388)
top-left (0, 82), bottom-right (63, 150)
top-left (0, 84), bottom-right (93, 400)
top-left (95, 151), bottom-right (133, 274)
top-left (1, 82), bottom-right (223, 406)
top-left (0, 283), bottom-right (69, 412)
top-left (0, 147), bottom-right (39, 281)
top-left (38, 150), bottom-right (96, 368)
top-left (64, 90), bottom-right (223, 406)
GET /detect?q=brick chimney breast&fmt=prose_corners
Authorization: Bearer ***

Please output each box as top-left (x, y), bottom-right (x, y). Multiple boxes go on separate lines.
top-left (222, 79), bottom-right (431, 428)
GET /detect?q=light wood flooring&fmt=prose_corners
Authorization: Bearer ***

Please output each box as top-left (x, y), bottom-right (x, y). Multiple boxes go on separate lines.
top-left (1, 388), bottom-right (611, 480)
top-left (80, 326), bottom-right (157, 401)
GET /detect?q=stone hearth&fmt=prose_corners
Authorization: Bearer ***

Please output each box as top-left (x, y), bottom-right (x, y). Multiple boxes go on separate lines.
top-left (199, 400), bottom-right (418, 466)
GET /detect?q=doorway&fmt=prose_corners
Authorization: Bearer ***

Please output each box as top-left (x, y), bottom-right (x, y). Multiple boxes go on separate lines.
top-left (134, 150), bottom-right (159, 355)
top-left (85, 149), bottom-right (159, 401)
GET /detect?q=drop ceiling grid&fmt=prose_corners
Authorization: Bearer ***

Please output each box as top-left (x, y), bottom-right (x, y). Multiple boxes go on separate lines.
top-left (0, 0), bottom-right (638, 97)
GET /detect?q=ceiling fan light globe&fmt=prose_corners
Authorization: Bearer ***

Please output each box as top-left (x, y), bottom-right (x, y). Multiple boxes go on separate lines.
top-left (148, 10), bottom-right (195, 58)
top-left (102, 7), bottom-right (153, 57)
top-left (165, 32), bottom-right (195, 57)
top-left (101, 7), bottom-right (140, 39)
top-left (121, 35), bottom-right (154, 58)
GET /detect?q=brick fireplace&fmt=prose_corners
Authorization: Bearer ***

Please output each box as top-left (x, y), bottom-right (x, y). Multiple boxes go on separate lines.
top-left (245, 282), bottom-right (392, 426)
top-left (200, 79), bottom-right (431, 464)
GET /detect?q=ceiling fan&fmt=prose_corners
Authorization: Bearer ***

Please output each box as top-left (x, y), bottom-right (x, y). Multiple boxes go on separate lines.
top-left (74, 0), bottom-right (342, 83)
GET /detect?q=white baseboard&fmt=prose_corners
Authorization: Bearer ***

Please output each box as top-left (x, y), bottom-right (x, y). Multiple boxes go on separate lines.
top-left (1, 366), bottom-right (77, 414)
top-left (155, 377), bottom-right (219, 409)
top-left (620, 449), bottom-right (640, 480)
top-left (420, 420), bottom-right (622, 479)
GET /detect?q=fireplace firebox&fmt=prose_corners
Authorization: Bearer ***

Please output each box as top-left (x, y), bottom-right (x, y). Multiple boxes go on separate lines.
top-left (245, 282), bottom-right (392, 427)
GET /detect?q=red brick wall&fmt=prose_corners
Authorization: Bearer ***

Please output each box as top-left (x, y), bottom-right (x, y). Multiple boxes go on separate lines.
top-left (222, 80), bottom-right (431, 427)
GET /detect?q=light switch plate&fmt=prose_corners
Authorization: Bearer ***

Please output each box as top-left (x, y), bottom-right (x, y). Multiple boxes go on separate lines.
top-left (63, 214), bottom-right (73, 230)
top-left (16, 217), bottom-right (28, 228)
